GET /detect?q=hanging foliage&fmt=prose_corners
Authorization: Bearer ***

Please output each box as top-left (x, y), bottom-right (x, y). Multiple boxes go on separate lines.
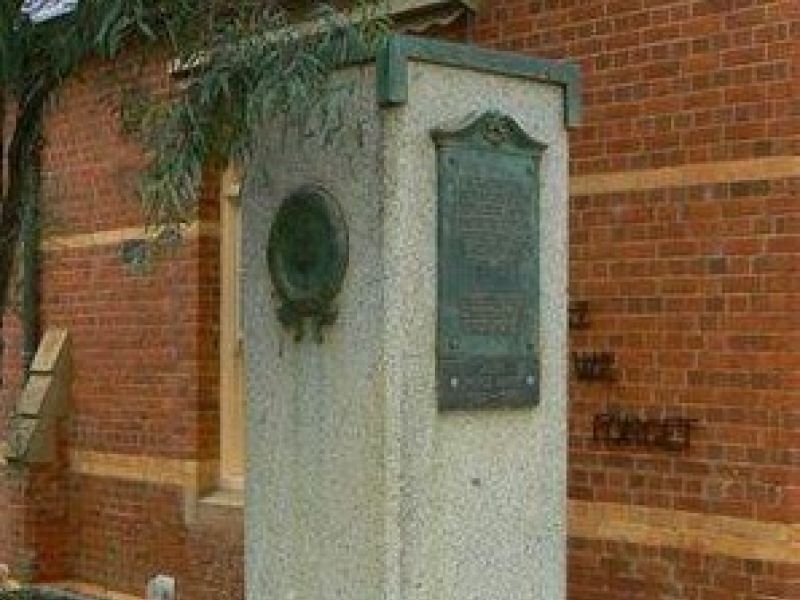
top-left (0, 0), bottom-right (389, 370)
top-left (121, 0), bottom-right (389, 230)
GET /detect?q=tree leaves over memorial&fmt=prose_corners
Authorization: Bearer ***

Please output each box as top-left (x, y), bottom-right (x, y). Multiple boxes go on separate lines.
top-left (0, 0), bottom-right (388, 374)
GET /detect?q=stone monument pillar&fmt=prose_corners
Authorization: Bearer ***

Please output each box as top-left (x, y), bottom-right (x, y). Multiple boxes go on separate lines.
top-left (243, 34), bottom-right (580, 600)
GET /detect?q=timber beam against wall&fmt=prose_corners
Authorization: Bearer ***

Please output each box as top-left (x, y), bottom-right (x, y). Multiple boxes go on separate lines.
top-left (4, 329), bottom-right (71, 464)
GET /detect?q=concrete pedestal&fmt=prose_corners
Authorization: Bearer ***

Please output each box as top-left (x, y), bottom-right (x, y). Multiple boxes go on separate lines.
top-left (243, 35), bottom-right (579, 600)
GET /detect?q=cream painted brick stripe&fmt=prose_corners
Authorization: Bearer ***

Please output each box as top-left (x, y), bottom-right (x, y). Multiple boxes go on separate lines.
top-left (5, 579), bottom-right (144, 599)
top-left (569, 499), bottom-right (800, 565)
top-left (57, 582), bottom-right (144, 600)
top-left (42, 220), bottom-right (220, 251)
top-left (70, 449), bottom-right (800, 565)
top-left (38, 156), bottom-right (800, 252)
top-left (570, 155), bottom-right (800, 196)
top-left (69, 449), bottom-right (218, 490)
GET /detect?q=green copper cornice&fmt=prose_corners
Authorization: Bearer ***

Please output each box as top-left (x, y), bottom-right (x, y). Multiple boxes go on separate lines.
top-left (374, 35), bottom-right (582, 128)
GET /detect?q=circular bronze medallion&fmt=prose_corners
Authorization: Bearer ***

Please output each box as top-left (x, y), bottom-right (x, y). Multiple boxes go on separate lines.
top-left (267, 186), bottom-right (348, 341)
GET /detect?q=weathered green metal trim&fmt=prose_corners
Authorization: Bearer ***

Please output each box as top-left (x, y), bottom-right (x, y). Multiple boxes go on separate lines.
top-left (375, 35), bottom-right (409, 106)
top-left (563, 70), bottom-right (582, 129)
top-left (375, 34), bottom-right (582, 128)
top-left (432, 110), bottom-right (548, 154)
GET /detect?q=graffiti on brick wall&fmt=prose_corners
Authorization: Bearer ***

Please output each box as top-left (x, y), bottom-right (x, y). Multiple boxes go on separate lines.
top-left (592, 412), bottom-right (698, 451)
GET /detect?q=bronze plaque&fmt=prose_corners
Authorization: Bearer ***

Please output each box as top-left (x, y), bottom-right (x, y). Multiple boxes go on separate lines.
top-left (434, 112), bottom-right (544, 410)
top-left (267, 186), bottom-right (348, 343)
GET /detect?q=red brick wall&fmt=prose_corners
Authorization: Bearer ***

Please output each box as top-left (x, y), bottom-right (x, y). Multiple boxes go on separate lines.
top-left (477, 0), bottom-right (799, 171)
top-left (1, 52), bottom-right (241, 599)
top-left (1, 2), bottom-right (798, 599)
top-left (473, 1), bottom-right (800, 598)
top-left (0, 462), bottom-right (28, 578)
top-left (569, 539), bottom-right (800, 600)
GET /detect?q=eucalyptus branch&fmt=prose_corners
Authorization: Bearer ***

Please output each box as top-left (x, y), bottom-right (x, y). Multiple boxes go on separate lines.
top-left (0, 0), bottom-right (389, 376)
top-left (128, 1), bottom-right (390, 231)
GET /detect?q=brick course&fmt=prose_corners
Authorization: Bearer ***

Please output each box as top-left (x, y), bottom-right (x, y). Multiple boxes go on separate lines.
top-left (471, 0), bottom-right (800, 598)
top-left (2, 53), bottom-right (238, 598)
top-left (1, 1), bottom-right (798, 599)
